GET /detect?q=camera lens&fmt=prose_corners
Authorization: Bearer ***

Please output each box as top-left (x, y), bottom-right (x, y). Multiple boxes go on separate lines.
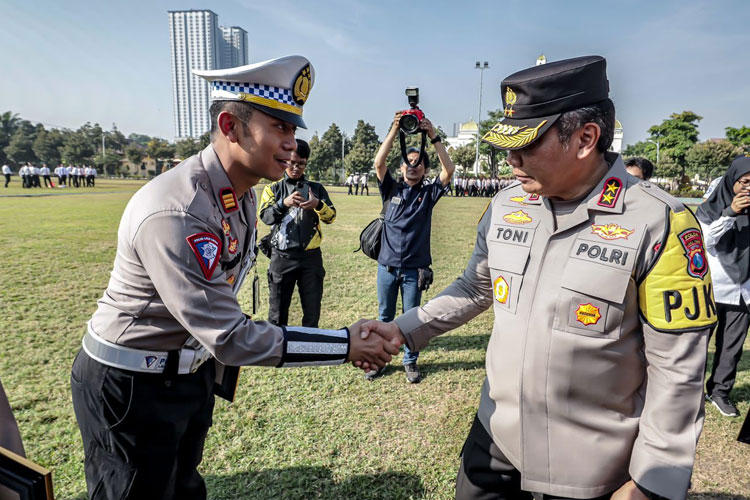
top-left (399, 114), bottom-right (420, 135)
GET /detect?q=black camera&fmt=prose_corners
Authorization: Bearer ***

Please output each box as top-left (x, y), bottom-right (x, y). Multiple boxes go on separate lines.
top-left (398, 87), bottom-right (425, 135)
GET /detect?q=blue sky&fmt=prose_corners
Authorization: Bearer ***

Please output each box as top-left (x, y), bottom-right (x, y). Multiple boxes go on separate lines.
top-left (1, 0), bottom-right (748, 145)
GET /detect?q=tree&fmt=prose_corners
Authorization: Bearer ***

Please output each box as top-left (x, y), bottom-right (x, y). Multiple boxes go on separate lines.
top-left (199, 132), bottom-right (211, 150)
top-left (0, 111), bottom-right (21, 164)
top-left (128, 133), bottom-right (153, 147)
top-left (125, 143), bottom-right (145, 176)
top-left (449, 142), bottom-right (477, 172)
top-left (686, 140), bottom-right (740, 185)
top-left (145, 138), bottom-right (175, 175)
top-left (309, 123), bottom-right (348, 181)
top-left (61, 128), bottom-right (96, 165)
top-left (647, 111), bottom-right (702, 177)
top-left (725, 125), bottom-right (750, 152)
top-left (33, 128), bottom-right (66, 166)
top-left (479, 109), bottom-right (508, 176)
top-left (4, 120), bottom-right (38, 165)
top-left (344, 120), bottom-right (379, 175)
top-left (175, 137), bottom-right (202, 160)
top-left (621, 140), bottom-right (657, 163)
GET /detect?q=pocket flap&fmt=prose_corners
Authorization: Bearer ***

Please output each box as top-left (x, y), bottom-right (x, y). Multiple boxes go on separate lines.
top-left (561, 258), bottom-right (632, 304)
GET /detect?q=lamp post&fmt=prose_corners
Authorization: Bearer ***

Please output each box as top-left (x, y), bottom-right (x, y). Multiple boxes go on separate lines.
top-left (647, 138), bottom-right (660, 164)
top-left (474, 61), bottom-right (489, 175)
top-left (341, 131), bottom-right (346, 184)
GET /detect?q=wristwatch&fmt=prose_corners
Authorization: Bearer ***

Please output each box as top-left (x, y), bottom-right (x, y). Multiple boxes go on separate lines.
top-left (430, 136), bottom-right (442, 144)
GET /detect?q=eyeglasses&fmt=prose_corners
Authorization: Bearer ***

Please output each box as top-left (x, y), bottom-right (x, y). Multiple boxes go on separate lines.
top-left (285, 161), bottom-right (307, 169)
top-left (736, 179), bottom-right (750, 187)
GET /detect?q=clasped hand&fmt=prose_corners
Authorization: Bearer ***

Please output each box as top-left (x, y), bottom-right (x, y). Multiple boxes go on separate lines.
top-left (346, 319), bottom-right (406, 371)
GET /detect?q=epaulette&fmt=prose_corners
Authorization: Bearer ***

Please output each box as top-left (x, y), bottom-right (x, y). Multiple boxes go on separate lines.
top-left (500, 179), bottom-right (522, 192)
top-left (632, 181), bottom-right (686, 213)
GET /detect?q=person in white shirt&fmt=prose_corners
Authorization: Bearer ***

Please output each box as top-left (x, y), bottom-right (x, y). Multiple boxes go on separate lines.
top-left (2, 164), bottom-right (11, 188)
top-left (31, 164), bottom-right (41, 188)
top-left (696, 155), bottom-right (750, 418)
top-left (39, 164), bottom-right (52, 187)
top-left (90, 166), bottom-right (97, 187)
top-left (345, 174), bottom-right (353, 195)
top-left (55, 165), bottom-right (66, 186)
top-left (19, 164), bottom-right (28, 188)
top-left (359, 172), bottom-right (368, 196)
top-left (352, 173), bottom-right (360, 195)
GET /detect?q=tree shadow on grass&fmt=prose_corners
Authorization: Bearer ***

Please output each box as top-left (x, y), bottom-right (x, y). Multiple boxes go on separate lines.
top-left (205, 466), bottom-right (425, 499)
top-left (430, 333), bottom-right (490, 352)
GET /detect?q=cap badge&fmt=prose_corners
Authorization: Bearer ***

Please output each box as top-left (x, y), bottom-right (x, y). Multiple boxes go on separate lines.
top-left (493, 276), bottom-right (509, 304)
top-left (504, 87), bottom-right (517, 117)
top-left (591, 223), bottom-right (634, 241)
top-left (575, 303), bottom-right (601, 326)
top-left (503, 210), bottom-right (533, 225)
top-left (483, 120), bottom-right (548, 150)
top-left (293, 64), bottom-right (312, 106)
top-left (597, 177), bottom-right (622, 208)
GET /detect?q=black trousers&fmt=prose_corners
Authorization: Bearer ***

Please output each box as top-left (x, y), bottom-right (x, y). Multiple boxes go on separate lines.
top-left (43, 175), bottom-right (51, 187)
top-left (707, 299), bottom-right (750, 399)
top-left (456, 415), bottom-right (616, 500)
top-left (3, 174), bottom-right (9, 187)
top-left (71, 349), bottom-right (215, 500)
top-left (267, 248), bottom-right (324, 327)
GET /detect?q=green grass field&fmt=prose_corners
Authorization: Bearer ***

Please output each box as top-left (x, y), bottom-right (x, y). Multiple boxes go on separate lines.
top-left (0, 180), bottom-right (748, 499)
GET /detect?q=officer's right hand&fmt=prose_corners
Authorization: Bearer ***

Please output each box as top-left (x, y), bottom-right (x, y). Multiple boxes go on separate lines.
top-left (353, 320), bottom-right (405, 371)
top-left (283, 191), bottom-right (304, 208)
top-left (730, 191), bottom-right (750, 214)
top-left (347, 319), bottom-right (399, 369)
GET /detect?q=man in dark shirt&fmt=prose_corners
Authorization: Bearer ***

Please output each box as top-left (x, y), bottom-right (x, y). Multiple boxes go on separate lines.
top-left (367, 111), bottom-right (455, 382)
top-left (258, 139), bottom-right (336, 328)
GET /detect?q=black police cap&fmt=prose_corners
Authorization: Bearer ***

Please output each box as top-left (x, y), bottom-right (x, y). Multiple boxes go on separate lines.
top-left (482, 55), bottom-right (609, 150)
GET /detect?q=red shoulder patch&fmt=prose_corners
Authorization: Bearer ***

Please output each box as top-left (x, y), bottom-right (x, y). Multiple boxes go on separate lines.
top-left (186, 232), bottom-right (222, 280)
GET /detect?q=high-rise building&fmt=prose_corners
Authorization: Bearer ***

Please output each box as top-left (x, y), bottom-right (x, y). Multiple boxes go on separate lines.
top-left (168, 10), bottom-right (249, 140)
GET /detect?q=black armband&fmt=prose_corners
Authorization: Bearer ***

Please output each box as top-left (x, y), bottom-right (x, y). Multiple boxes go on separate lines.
top-left (430, 136), bottom-right (442, 144)
top-left (277, 326), bottom-right (350, 367)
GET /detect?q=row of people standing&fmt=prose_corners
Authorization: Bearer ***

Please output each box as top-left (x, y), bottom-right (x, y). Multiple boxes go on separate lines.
top-left (16, 163), bottom-right (53, 188)
top-left (54, 165), bottom-right (97, 187)
top-left (451, 175), bottom-right (511, 197)
top-left (344, 172), bottom-right (369, 195)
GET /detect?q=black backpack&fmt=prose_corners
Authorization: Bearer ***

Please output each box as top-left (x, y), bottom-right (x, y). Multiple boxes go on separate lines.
top-left (355, 183), bottom-right (397, 260)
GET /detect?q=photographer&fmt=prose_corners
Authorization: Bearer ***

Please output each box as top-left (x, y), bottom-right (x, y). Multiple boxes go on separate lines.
top-left (366, 109), bottom-right (455, 383)
top-left (259, 139), bottom-right (336, 328)
top-left (696, 155), bottom-right (750, 418)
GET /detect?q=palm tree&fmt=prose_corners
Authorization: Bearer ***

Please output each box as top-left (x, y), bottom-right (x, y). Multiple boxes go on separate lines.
top-left (0, 111), bottom-right (21, 138)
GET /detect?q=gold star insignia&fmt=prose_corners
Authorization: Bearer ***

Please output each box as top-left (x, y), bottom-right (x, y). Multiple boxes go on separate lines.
top-left (602, 193), bottom-right (614, 203)
top-left (606, 182), bottom-right (618, 194)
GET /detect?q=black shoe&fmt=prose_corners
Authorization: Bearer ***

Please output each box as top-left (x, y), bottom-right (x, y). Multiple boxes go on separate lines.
top-left (706, 394), bottom-right (740, 417)
top-left (364, 366), bottom-right (386, 381)
top-left (404, 363), bottom-right (421, 384)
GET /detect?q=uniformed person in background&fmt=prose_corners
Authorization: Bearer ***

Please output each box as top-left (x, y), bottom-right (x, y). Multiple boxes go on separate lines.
top-left (361, 56), bottom-right (715, 500)
top-left (70, 56), bottom-right (399, 500)
top-left (259, 138), bottom-right (336, 328)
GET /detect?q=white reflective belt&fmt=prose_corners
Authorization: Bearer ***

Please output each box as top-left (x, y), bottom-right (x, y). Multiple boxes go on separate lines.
top-left (82, 324), bottom-right (211, 374)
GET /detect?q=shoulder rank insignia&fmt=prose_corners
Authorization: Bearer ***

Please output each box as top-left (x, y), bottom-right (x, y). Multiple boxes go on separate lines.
top-left (503, 210), bottom-right (532, 225)
top-left (597, 177), bottom-right (622, 208)
top-left (638, 209), bottom-right (716, 332)
top-left (575, 303), bottom-right (601, 326)
top-left (219, 187), bottom-right (239, 213)
top-left (221, 219), bottom-right (231, 236)
top-left (186, 232), bottom-right (222, 280)
top-left (493, 276), bottom-right (509, 304)
top-left (591, 223), bottom-right (634, 241)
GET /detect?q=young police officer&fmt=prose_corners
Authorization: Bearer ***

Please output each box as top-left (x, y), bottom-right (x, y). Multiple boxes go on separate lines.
top-left (362, 56), bottom-right (715, 500)
top-left (71, 56), bottom-right (398, 500)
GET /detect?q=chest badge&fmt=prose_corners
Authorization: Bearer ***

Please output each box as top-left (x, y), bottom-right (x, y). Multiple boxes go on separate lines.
top-left (575, 303), bottom-right (602, 326)
top-left (678, 229), bottom-right (708, 279)
top-left (503, 210), bottom-right (532, 225)
top-left (221, 219), bottom-right (231, 236)
top-left (227, 274), bottom-right (236, 285)
top-left (186, 232), bottom-right (222, 280)
top-left (591, 223), bottom-right (634, 241)
top-left (509, 195), bottom-right (528, 206)
top-left (228, 237), bottom-right (239, 254)
top-left (493, 276), bottom-right (509, 304)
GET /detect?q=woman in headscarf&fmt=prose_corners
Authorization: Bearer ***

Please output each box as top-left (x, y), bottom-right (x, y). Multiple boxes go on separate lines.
top-left (696, 155), bottom-right (750, 418)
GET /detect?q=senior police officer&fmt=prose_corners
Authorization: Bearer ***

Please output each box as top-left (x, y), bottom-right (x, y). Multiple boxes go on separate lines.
top-left (361, 56), bottom-right (715, 499)
top-left (70, 56), bottom-right (398, 500)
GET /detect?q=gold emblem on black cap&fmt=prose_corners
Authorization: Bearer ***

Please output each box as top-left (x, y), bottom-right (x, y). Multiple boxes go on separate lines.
top-left (482, 120), bottom-right (548, 149)
top-left (293, 65), bottom-right (311, 106)
top-left (504, 87), bottom-right (517, 118)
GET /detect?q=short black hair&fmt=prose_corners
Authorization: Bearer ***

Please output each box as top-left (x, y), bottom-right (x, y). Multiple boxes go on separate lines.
top-left (625, 156), bottom-right (654, 180)
top-left (403, 146), bottom-right (430, 169)
top-left (209, 101), bottom-right (254, 139)
top-left (295, 139), bottom-right (310, 159)
top-left (555, 98), bottom-right (615, 154)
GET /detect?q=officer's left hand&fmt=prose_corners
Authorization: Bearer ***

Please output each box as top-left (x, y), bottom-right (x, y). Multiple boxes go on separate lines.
top-left (299, 192), bottom-right (319, 211)
top-left (610, 481), bottom-right (649, 500)
top-left (419, 117), bottom-right (437, 140)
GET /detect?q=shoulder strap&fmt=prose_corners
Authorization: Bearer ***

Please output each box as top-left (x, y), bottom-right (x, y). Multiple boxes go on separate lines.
top-left (379, 180), bottom-right (398, 217)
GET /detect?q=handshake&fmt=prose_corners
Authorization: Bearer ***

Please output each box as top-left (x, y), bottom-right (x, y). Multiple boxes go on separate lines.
top-left (346, 319), bottom-right (406, 371)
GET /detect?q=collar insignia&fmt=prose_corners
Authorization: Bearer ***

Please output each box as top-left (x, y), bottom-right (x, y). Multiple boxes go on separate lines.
top-left (678, 229), bottom-right (708, 279)
top-left (493, 276), bottom-right (509, 304)
top-left (575, 303), bottom-right (602, 326)
top-left (596, 177), bottom-right (622, 208)
top-left (591, 223), bottom-right (634, 240)
top-left (503, 210), bottom-right (533, 225)
top-left (186, 232), bottom-right (222, 280)
top-left (220, 187), bottom-right (238, 213)
top-left (504, 87), bottom-right (517, 118)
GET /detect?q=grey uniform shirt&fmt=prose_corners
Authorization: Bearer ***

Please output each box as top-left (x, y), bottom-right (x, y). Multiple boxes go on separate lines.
top-left (90, 145), bottom-right (349, 368)
top-left (395, 155), bottom-right (715, 499)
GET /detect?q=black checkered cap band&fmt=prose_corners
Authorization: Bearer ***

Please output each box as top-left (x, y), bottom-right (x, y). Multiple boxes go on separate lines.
top-left (278, 326), bottom-right (350, 367)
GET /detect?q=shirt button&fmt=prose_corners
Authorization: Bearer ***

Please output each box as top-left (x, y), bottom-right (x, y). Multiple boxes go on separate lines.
top-left (200, 182), bottom-right (207, 190)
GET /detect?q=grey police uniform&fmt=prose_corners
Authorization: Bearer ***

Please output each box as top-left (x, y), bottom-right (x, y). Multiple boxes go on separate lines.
top-left (394, 155), bottom-right (716, 499)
